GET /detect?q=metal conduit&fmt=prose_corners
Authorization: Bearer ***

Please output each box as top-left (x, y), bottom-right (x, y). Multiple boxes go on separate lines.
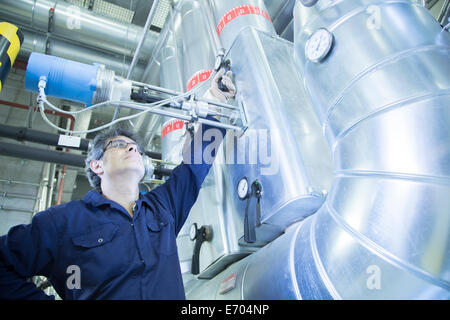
top-left (0, 122), bottom-right (162, 160)
top-left (0, 0), bottom-right (159, 62)
top-left (0, 178), bottom-right (40, 187)
top-left (0, 141), bottom-right (172, 176)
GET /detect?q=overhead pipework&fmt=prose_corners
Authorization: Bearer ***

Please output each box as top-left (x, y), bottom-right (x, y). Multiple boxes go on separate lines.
top-left (0, 0), bottom-right (159, 63)
top-left (0, 0), bottom-right (449, 301)
top-left (24, 52), bottom-right (245, 135)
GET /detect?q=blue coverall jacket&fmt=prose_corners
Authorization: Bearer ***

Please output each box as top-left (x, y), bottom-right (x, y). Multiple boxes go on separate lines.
top-left (0, 120), bottom-right (225, 299)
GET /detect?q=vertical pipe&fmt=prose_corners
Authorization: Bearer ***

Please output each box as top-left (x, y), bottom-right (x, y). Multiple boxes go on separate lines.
top-left (140, 5), bottom-right (175, 82)
top-left (288, 0), bottom-right (450, 298)
top-left (127, 0), bottom-right (160, 79)
top-left (180, 0), bottom-right (216, 94)
top-left (55, 166), bottom-right (65, 205)
top-left (47, 163), bottom-right (56, 208)
top-left (198, 0), bottom-right (224, 55)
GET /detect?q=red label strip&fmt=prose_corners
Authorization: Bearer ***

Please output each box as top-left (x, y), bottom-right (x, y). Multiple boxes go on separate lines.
top-left (161, 119), bottom-right (184, 140)
top-left (217, 5), bottom-right (271, 35)
top-left (186, 69), bottom-right (213, 92)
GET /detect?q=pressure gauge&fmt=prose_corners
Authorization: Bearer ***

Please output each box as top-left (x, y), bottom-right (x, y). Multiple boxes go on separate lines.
top-left (189, 223), bottom-right (198, 241)
top-left (305, 28), bottom-right (334, 63)
top-left (237, 177), bottom-right (250, 200)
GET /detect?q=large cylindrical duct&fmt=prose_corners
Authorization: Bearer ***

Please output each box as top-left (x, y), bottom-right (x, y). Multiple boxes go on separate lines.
top-left (20, 28), bottom-right (145, 80)
top-left (160, 29), bottom-right (186, 167)
top-left (159, 16), bottom-right (195, 281)
top-left (213, 0), bottom-right (450, 300)
top-left (0, 0), bottom-right (158, 62)
top-left (165, 0), bottom-right (258, 281)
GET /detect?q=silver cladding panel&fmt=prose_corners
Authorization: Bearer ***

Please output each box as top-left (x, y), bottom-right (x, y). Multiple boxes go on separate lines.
top-left (287, 0), bottom-right (450, 298)
top-left (18, 25), bottom-right (145, 79)
top-left (160, 0), bottom-right (256, 280)
top-left (179, 0), bottom-right (216, 90)
top-left (224, 27), bottom-right (333, 229)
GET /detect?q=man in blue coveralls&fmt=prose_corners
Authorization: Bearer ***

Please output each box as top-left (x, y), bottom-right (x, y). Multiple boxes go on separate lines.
top-left (0, 68), bottom-right (236, 299)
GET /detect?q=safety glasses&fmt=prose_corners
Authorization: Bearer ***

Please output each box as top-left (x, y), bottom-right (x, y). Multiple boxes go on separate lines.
top-left (103, 139), bottom-right (144, 156)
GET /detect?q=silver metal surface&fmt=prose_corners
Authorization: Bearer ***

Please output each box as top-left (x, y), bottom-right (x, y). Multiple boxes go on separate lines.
top-left (271, 0), bottom-right (295, 36)
top-left (140, 4), bottom-right (178, 83)
top-left (209, 0), bottom-right (277, 49)
top-left (179, 0), bottom-right (215, 93)
top-left (20, 27), bottom-right (146, 79)
top-left (127, 0), bottom-right (160, 79)
top-left (199, 0), bottom-right (224, 55)
top-left (280, 19), bottom-right (294, 41)
top-left (0, 0), bottom-right (159, 62)
top-left (162, 0), bottom-right (256, 280)
top-left (280, 0), bottom-right (450, 299)
top-left (223, 27), bottom-right (333, 231)
top-left (185, 0), bottom-right (450, 300)
top-left (158, 10), bottom-right (196, 284)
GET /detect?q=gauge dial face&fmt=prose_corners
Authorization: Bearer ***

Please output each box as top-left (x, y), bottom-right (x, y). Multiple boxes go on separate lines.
top-left (305, 28), bottom-right (334, 63)
top-left (190, 223), bottom-right (197, 241)
top-left (237, 177), bottom-right (249, 200)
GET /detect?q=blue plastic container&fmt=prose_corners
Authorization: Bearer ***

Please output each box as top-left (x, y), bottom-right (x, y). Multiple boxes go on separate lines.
top-left (25, 52), bottom-right (99, 106)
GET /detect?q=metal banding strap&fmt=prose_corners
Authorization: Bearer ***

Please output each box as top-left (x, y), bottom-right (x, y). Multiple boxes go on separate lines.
top-left (244, 180), bottom-right (262, 243)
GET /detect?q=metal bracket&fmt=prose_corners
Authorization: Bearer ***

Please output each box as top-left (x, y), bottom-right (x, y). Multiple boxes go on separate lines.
top-left (48, 8), bottom-right (55, 33)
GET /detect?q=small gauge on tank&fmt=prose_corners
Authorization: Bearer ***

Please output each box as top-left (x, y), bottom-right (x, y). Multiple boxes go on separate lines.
top-left (305, 28), bottom-right (334, 63)
top-left (189, 223), bottom-right (198, 241)
top-left (237, 177), bottom-right (250, 200)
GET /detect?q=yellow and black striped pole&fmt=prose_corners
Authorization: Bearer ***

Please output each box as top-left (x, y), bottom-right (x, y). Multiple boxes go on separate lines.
top-left (0, 22), bottom-right (24, 92)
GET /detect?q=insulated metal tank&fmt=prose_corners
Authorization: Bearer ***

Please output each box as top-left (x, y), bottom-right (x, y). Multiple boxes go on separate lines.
top-left (208, 0), bottom-right (333, 237)
top-left (186, 0), bottom-right (449, 300)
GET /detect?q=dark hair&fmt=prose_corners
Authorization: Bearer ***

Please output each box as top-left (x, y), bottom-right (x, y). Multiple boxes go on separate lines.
top-left (85, 126), bottom-right (145, 193)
